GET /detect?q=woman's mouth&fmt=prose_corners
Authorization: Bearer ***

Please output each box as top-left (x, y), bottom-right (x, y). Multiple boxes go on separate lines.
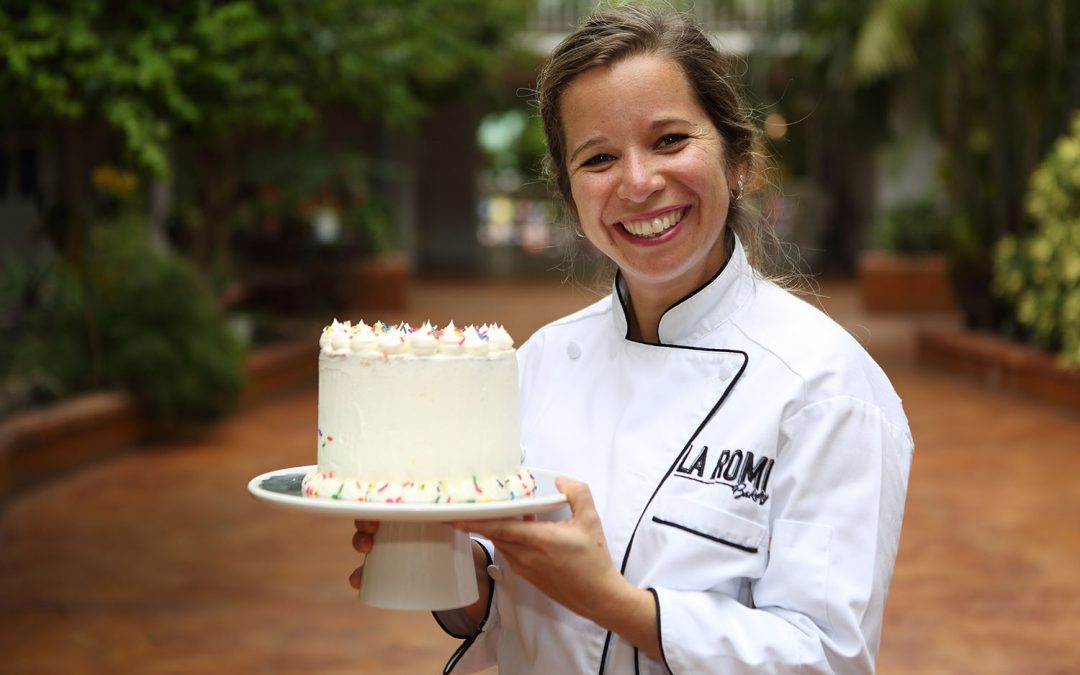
top-left (618, 207), bottom-right (687, 239)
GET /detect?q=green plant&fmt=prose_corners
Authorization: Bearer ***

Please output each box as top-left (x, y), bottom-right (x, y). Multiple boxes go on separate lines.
top-left (0, 0), bottom-right (529, 176)
top-left (87, 213), bottom-right (248, 420)
top-left (782, 0), bottom-right (1079, 325)
top-left (229, 143), bottom-right (396, 258)
top-left (872, 199), bottom-right (955, 254)
top-left (0, 214), bottom-right (247, 420)
top-left (0, 253), bottom-right (93, 416)
top-left (993, 111), bottom-right (1080, 365)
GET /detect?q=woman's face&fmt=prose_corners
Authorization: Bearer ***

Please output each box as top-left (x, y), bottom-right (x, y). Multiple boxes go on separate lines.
top-left (561, 54), bottom-right (739, 301)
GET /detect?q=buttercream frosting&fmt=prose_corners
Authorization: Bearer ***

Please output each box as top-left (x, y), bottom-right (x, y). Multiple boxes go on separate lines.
top-left (306, 320), bottom-right (530, 504)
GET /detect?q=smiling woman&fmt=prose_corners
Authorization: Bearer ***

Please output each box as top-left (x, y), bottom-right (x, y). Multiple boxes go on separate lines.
top-left (348, 6), bottom-right (914, 674)
top-left (559, 55), bottom-right (739, 340)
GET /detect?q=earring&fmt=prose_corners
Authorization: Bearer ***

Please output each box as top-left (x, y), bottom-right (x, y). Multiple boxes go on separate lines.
top-left (732, 174), bottom-right (745, 202)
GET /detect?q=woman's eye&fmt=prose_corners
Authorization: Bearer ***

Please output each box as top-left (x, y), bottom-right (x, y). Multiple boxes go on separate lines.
top-left (581, 153), bottom-right (615, 168)
top-left (657, 133), bottom-right (688, 149)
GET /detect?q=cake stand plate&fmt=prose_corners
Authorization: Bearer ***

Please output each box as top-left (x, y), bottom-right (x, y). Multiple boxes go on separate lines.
top-left (247, 465), bottom-right (569, 611)
top-left (247, 465), bottom-right (567, 521)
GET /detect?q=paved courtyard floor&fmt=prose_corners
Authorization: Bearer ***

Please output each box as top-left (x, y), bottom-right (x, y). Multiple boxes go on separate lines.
top-left (1, 278), bottom-right (1078, 674)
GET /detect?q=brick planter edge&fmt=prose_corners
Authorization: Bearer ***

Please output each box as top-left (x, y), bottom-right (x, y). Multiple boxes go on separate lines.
top-left (0, 338), bottom-right (315, 505)
top-left (917, 329), bottom-right (1080, 416)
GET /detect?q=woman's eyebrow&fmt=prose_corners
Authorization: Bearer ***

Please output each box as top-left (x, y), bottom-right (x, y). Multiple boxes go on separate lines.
top-left (650, 117), bottom-right (693, 129)
top-left (569, 136), bottom-right (607, 165)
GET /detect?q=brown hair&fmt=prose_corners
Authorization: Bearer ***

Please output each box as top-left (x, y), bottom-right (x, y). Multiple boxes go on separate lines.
top-left (537, 4), bottom-right (778, 272)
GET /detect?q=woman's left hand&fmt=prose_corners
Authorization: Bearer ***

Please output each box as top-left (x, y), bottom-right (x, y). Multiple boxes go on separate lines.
top-left (452, 476), bottom-right (624, 621)
top-left (454, 476), bottom-right (661, 659)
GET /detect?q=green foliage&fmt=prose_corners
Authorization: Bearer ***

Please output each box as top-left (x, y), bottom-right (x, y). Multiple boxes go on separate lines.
top-left (228, 143), bottom-right (396, 256)
top-left (0, 0), bottom-right (528, 175)
top-left (872, 199), bottom-right (955, 254)
top-left (477, 108), bottom-right (548, 179)
top-left (993, 111), bottom-right (1080, 365)
top-left (0, 254), bottom-right (94, 415)
top-left (0, 215), bottom-right (247, 420)
top-left (834, 0), bottom-right (1080, 328)
top-left (89, 213), bottom-right (248, 419)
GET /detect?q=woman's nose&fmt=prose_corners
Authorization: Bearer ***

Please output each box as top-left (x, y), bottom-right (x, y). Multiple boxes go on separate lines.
top-left (616, 152), bottom-right (664, 203)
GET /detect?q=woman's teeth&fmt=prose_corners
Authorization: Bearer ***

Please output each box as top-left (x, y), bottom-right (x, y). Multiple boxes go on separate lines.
top-left (621, 208), bottom-right (685, 238)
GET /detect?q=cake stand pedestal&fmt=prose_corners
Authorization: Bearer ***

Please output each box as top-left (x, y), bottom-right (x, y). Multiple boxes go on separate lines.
top-left (360, 521), bottom-right (478, 610)
top-left (248, 465), bottom-right (569, 611)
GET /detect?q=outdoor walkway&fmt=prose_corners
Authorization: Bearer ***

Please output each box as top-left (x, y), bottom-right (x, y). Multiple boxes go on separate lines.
top-left (1, 278), bottom-right (1078, 674)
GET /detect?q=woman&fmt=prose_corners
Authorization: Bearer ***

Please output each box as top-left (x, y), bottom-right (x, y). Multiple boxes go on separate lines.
top-left (352, 6), bottom-right (913, 673)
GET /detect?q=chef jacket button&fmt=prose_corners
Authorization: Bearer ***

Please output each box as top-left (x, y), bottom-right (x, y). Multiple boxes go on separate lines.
top-left (567, 342), bottom-right (582, 360)
top-left (486, 564), bottom-right (503, 581)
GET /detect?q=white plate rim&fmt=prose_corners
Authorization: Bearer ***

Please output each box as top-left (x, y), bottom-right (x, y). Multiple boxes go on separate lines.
top-left (247, 465), bottom-right (569, 521)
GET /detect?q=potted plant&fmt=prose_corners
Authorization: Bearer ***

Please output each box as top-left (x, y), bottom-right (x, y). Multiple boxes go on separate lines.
top-left (915, 111), bottom-right (1080, 416)
top-left (232, 144), bottom-right (410, 313)
top-left (857, 199), bottom-right (958, 313)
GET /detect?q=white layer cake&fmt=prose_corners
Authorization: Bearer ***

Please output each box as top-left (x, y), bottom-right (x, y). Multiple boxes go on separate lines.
top-left (302, 320), bottom-right (536, 503)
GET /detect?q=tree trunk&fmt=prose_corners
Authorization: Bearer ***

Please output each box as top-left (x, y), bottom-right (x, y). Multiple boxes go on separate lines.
top-left (147, 147), bottom-right (174, 254)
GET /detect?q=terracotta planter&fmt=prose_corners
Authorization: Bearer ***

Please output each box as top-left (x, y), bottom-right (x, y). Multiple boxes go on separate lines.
top-left (857, 251), bottom-right (957, 313)
top-left (917, 329), bottom-right (1080, 415)
top-left (349, 255), bottom-right (411, 311)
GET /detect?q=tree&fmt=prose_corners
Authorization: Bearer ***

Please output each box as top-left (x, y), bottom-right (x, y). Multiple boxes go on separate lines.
top-left (769, 0), bottom-right (896, 276)
top-left (0, 0), bottom-right (528, 268)
top-left (0, 0), bottom-right (527, 175)
top-left (843, 0), bottom-right (1080, 328)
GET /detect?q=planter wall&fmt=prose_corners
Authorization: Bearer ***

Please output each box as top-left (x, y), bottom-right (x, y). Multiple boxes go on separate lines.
top-left (858, 251), bottom-right (957, 313)
top-left (0, 338), bottom-right (316, 506)
top-left (350, 256), bottom-right (411, 311)
top-left (917, 329), bottom-right (1080, 416)
top-left (314, 255), bottom-right (411, 314)
top-left (0, 391), bottom-right (142, 500)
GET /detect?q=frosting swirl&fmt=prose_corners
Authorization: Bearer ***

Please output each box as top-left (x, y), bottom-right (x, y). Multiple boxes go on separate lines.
top-left (320, 319), bottom-right (514, 358)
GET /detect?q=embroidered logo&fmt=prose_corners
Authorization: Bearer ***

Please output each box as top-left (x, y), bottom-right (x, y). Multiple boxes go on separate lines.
top-left (674, 444), bottom-right (774, 505)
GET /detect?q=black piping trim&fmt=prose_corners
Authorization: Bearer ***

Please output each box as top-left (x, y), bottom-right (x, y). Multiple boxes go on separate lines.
top-left (596, 346), bottom-right (749, 674)
top-left (441, 541), bottom-right (495, 675)
top-left (651, 588), bottom-right (674, 674)
top-left (632, 589), bottom-right (671, 675)
top-left (650, 516), bottom-right (759, 553)
top-left (614, 227), bottom-right (735, 343)
top-left (614, 272), bottom-right (633, 340)
top-left (432, 612), bottom-right (472, 641)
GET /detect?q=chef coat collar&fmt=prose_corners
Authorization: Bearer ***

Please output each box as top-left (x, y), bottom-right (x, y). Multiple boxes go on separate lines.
top-left (612, 232), bottom-right (755, 346)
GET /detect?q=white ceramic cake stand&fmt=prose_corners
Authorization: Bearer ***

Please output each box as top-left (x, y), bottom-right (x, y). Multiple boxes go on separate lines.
top-left (248, 465), bottom-right (568, 611)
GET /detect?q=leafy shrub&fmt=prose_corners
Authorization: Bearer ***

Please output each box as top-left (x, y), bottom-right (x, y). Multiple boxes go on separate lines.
top-left (0, 255), bottom-right (94, 415)
top-left (872, 199), bottom-right (956, 254)
top-left (1, 215), bottom-right (247, 420)
top-left (993, 111), bottom-right (1080, 365)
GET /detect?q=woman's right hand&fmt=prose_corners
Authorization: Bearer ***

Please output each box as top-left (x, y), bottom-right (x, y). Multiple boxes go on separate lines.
top-left (348, 520), bottom-right (380, 590)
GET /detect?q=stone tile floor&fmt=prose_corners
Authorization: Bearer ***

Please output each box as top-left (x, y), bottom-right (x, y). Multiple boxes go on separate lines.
top-left (1, 278), bottom-right (1078, 674)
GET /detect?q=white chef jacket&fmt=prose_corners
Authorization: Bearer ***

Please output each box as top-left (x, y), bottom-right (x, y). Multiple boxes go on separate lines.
top-left (438, 237), bottom-right (914, 674)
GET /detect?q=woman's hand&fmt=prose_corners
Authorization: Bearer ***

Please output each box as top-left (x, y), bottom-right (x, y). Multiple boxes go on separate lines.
top-left (453, 477), bottom-right (660, 658)
top-left (348, 520), bottom-right (379, 590)
top-left (455, 477), bottom-right (619, 615)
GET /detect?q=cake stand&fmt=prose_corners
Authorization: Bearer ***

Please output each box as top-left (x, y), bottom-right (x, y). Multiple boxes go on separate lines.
top-left (247, 465), bottom-right (568, 611)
